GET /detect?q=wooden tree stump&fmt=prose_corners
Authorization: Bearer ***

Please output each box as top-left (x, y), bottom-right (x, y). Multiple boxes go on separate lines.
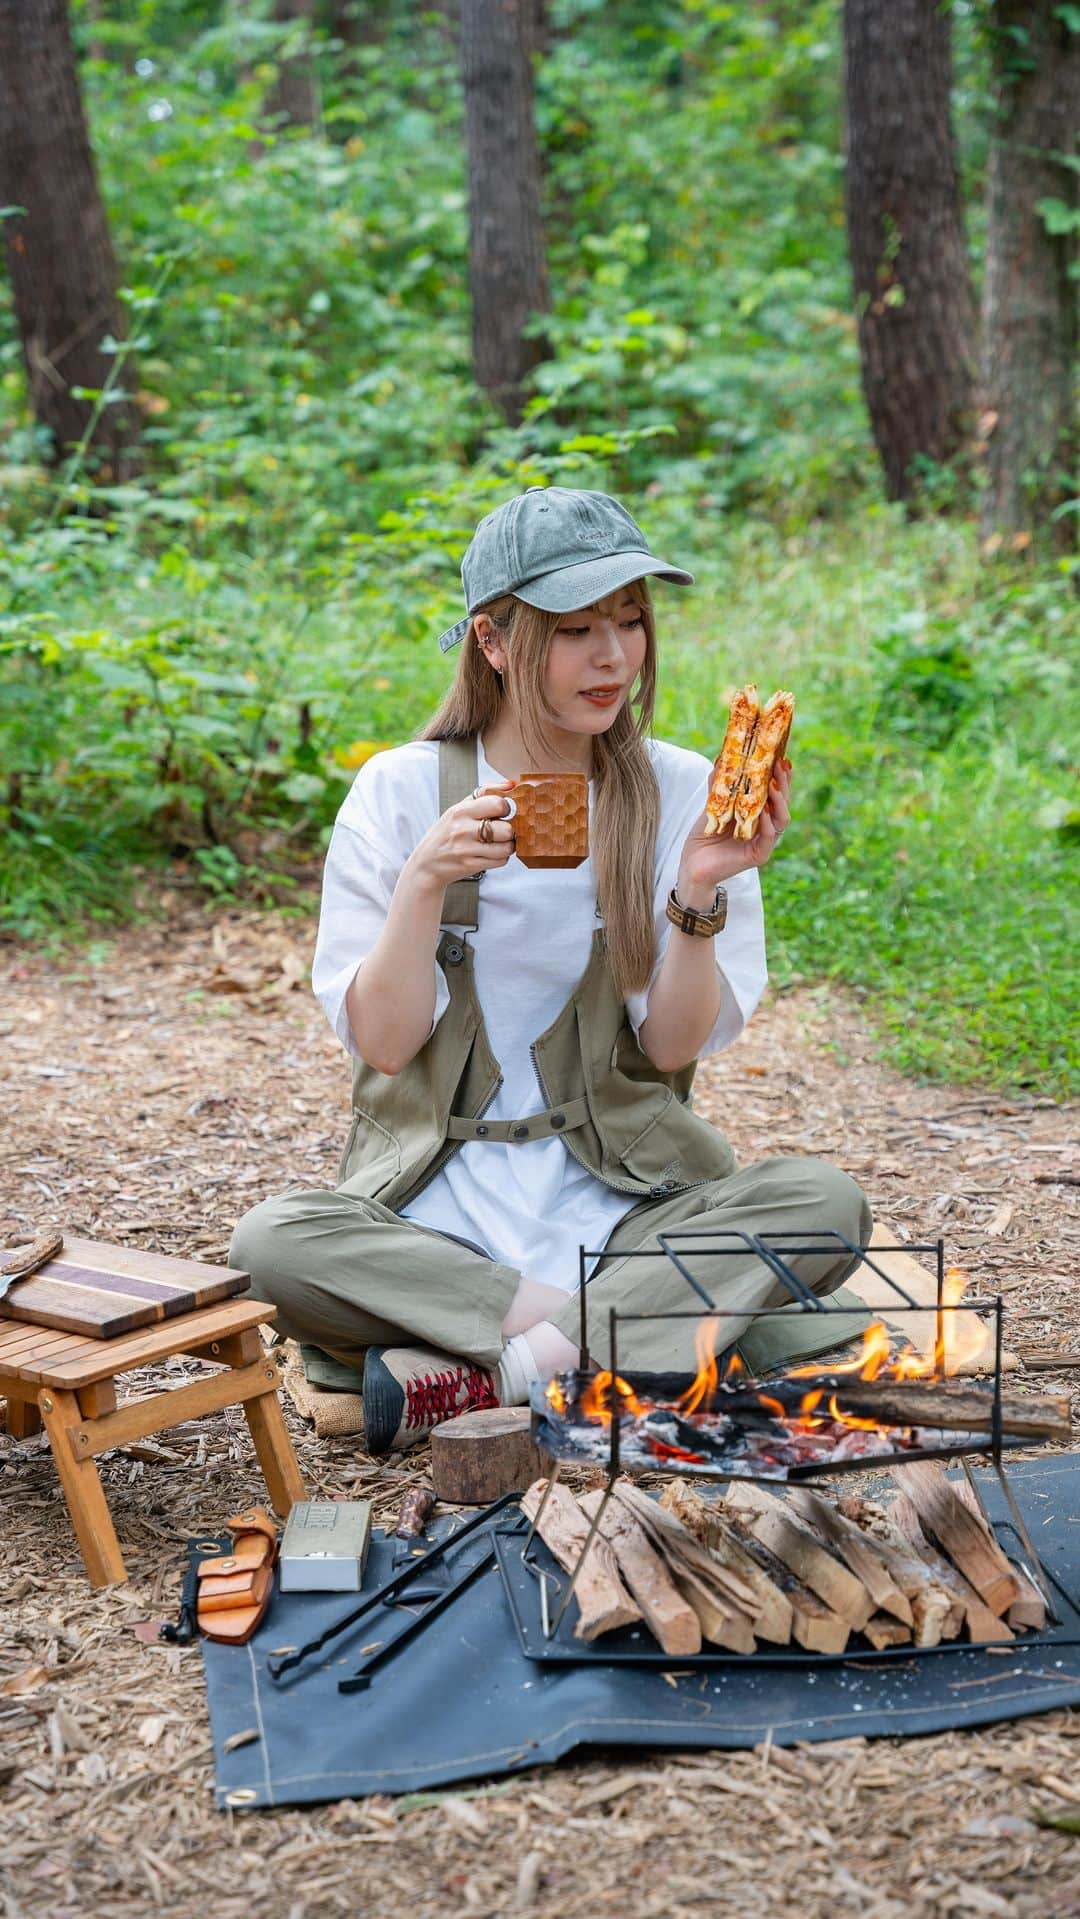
top-left (430, 1406), bottom-right (543, 1505)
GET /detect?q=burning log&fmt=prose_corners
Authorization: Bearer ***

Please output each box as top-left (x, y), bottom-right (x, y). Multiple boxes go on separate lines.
top-left (577, 1489), bottom-right (701, 1655)
top-left (520, 1480), bottom-right (640, 1641)
top-left (723, 1483), bottom-right (876, 1631)
top-left (716, 1377), bottom-right (1070, 1443)
top-left (888, 1463), bottom-right (1020, 1617)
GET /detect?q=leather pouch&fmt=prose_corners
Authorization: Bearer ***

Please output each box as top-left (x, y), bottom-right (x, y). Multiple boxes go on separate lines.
top-left (196, 1507), bottom-right (278, 1645)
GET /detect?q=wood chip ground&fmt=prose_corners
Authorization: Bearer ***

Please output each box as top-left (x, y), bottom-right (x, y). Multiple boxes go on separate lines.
top-left (2, 899), bottom-right (1078, 1918)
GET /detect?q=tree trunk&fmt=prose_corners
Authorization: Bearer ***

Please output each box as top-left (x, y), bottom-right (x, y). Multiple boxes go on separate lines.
top-left (843, 0), bottom-right (976, 502)
top-left (461, 0), bottom-right (550, 426)
top-left (979, 0), bottom-right (1079, 552)
top-left (0, 0), bottom-right (141, 478)
top-left (265, 0), bottom-right (318, 130)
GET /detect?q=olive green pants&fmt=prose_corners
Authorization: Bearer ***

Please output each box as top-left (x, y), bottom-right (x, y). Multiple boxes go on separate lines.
top-left (230, 1156), bottom-right (872, 1379)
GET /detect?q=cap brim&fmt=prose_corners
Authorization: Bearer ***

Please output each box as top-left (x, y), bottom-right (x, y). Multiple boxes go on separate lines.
top-left (515, 549), bottom-right (694, 614)
top-left (435, 548), bottom-right (694, 650)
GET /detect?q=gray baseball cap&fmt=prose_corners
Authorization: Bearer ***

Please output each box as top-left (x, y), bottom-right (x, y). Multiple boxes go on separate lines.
top-left (436, 486), bottom-right (695, 652)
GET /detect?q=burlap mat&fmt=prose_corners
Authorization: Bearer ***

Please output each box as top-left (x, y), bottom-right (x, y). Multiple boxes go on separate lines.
top-left (282, 1343), bottom-right (365, 1439)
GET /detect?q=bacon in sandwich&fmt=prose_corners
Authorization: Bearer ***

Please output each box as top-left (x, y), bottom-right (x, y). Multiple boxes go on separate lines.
top-left (705, 684), bottom-right (794, 840)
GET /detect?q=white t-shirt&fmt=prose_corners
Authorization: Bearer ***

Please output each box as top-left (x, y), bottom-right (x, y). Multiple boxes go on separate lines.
top-left (312, 737), bottom-right (767, 1293)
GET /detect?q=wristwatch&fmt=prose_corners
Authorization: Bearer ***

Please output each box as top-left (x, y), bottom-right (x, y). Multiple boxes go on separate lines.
top-left (665, 883), bottom-right (727, 938)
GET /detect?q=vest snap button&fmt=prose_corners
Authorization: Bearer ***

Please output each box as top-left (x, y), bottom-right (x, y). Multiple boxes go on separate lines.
top-left (475, 1123), bottom-right (489, 1137)
top-left (550, 1113), bottom-right (566, 1130)
top-left (512, 1124), bottom-right (530, 1141)
top-left (444, 942), bottom-right (464, 965)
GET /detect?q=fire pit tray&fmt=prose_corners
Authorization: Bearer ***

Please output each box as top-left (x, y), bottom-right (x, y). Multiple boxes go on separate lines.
top-left (492, 1508), bottom-right (1080, 1670)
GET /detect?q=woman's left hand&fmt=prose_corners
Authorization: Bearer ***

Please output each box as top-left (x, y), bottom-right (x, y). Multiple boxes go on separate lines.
top-left (675, 758), bottom-right (792, 902)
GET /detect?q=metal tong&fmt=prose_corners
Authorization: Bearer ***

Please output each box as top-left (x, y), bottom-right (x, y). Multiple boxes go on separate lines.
top-left (267, 1492), bottom-right (525, 1692)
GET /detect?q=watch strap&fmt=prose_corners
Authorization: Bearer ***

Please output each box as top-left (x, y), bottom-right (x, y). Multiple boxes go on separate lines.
top-left (665, 884), bottom-right (727, 937)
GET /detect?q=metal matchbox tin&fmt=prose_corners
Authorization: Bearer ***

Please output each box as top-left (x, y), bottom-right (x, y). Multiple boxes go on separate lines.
top-left (280, 1500), bottom-right (372, 1592)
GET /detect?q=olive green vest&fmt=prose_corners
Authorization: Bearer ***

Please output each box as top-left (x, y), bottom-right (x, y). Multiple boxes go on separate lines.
top-left (336, 736), bottom-right (737, 1212)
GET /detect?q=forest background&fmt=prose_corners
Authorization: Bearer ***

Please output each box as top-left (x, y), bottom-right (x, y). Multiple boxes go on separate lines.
top-left (0, 0), bottom-right (1076, 1097)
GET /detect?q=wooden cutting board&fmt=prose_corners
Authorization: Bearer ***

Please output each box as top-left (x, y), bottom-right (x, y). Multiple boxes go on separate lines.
top-left (2, 1237), bottom-right (249, 1338)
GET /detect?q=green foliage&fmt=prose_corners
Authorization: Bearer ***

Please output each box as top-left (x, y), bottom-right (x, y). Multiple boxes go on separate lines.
top-left (0, 1), bottom-right (1075, 1095)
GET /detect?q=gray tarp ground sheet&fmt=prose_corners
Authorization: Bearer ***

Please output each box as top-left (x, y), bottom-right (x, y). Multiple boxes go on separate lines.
top-left (199, 1455), bottom-right (1080, 1808)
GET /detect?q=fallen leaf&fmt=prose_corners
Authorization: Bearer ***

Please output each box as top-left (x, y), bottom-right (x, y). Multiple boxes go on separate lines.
top-left (0, 1665), bottom-right (49, 1697)
top-left (985, 1201), bottom-right (1014, 1236)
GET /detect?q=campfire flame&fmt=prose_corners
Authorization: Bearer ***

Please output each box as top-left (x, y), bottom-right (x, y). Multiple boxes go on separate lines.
top-left (543, 1266), bottom-right (980, 1447)
top-left (678, 1314), bottom-right (721, 1417)
top-left (576, 1368), bottom-right (646, 1425)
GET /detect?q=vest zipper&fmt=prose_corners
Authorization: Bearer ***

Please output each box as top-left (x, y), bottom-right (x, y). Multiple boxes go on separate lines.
top-left (391, 1074), bottom-right (504, 1212)
top-left (528, 1041), bottom-right (713, 1202)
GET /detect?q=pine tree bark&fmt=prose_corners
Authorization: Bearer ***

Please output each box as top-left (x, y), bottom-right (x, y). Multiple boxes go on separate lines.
top-left (844, 0), bottom-right (976, 502)
top-left (979, 1), bottom-right (1079, 551)
top-left (0, 0), bottom-right (141, 477)
top-left (461, 0), bottom-right (550, 425)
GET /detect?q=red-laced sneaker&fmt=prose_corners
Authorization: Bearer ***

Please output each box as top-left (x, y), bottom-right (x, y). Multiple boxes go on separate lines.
top-left (363, 1345), bottom-right (499, 1455)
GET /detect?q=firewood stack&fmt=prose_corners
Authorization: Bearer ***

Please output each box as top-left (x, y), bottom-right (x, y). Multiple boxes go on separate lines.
top-left (520, 1462), bottom-right (1047, 1656)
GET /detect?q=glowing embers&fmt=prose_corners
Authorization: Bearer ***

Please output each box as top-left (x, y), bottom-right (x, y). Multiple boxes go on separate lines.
top-left (538, 1269), bottom-right (1012, 1480)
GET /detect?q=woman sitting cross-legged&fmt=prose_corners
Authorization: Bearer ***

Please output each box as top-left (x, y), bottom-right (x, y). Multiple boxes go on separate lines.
top-left (230, 487), bottom-right (871, 1455)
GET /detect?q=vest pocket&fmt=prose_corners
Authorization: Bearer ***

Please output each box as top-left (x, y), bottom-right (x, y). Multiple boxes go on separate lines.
top-left (583, 1078), bottom-right (677, 1187)
top-left (336, 1106), bottom-right (402, 1199)
top-left (616, 1088), bottom-right (678, 1184)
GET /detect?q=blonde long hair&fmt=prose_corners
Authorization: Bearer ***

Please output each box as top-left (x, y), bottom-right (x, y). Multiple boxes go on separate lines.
top-left (419, 580), bottom-right (660, 998)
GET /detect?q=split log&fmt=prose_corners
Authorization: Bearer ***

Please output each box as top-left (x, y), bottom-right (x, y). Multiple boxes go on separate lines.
top-left (862, 1613), bottom-right (912, 1650)
top-left (950, 1476), bottom-right (1047, 1632)
top-left (785, 1487), bottom-right (913, 1627)
top-left (658, 1484), bottom-right (793, 1645)
top-left (668, 1563), bottom-right (757, 1654)
top-left (612, 1485), bottom-right (763, 1650)
top-left (519, 1480), bottom-right (640, 1642)
top-left (888, 1490), bottom-right (1013, 1643)
top-left (613, 1482), bottom-right (762, 1621)
top-left (836, 1496), bottom-right (960, 1646)
top-left (431, 1406), bottom-right (542, 1504)
top-left (715, 1378), bottom-right (1069, 1441)
top-left (723, 1484), bottom-right (876, 1631)
top-left (889, 1463), bottom-right (1019, 1617)
top-left (578, 1489), bottom-right (701, 1655)
top-left (723, 1517), bottom-right (850, 1654)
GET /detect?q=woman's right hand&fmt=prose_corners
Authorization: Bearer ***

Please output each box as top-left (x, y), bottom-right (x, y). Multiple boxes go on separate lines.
top-left (404, 780), bottom-right (517, 890)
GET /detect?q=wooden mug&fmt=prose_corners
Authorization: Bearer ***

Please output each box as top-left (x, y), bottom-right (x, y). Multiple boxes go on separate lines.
top-left (482, 773), bottom-right (589, 869)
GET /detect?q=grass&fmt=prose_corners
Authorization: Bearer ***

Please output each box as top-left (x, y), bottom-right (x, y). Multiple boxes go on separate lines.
top-left (2, 504), bottom-right (1076, 1096)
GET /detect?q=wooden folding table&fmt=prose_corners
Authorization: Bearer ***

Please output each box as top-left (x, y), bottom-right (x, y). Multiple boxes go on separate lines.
top-left (1, 1297), bottom-right (306, 1587)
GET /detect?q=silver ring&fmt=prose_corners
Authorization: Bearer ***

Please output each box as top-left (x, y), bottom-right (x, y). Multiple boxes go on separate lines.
top-left (472, 786), bottom-right (483, 799)
top-left (478, 818), bottom-right (495, 845)
top-left (501, 796), bottom-right (517, 820)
